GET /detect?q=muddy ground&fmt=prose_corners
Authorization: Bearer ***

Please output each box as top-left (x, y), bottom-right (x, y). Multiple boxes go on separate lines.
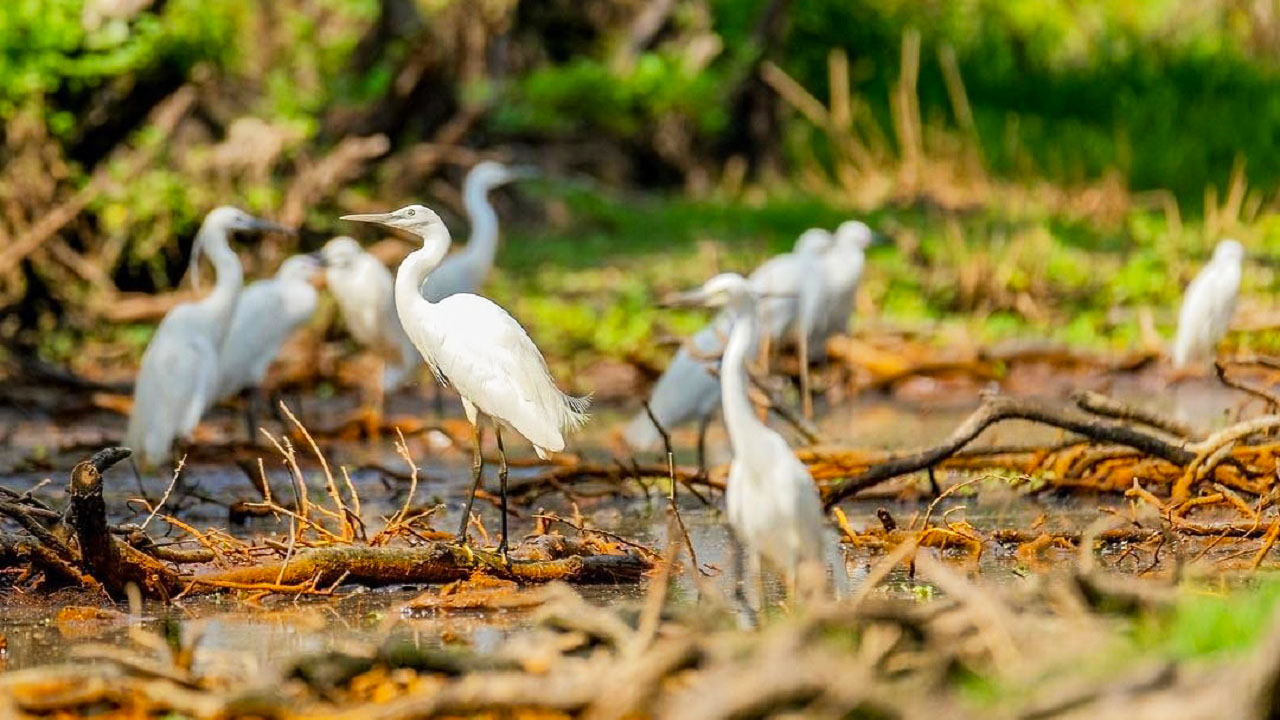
top-left (1, 355), bottom-right (1279, 718)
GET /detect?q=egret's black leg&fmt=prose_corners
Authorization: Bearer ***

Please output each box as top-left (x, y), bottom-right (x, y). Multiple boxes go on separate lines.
top-left (799, 332), bottom-right (813, 420)
top-left (495, 426), bottom-right (510, 561)
top-left (696, 413), bottom-right (711, 478)
top-left (729, 528), bottom-right (757, 629)
top-left (129, 458), bottom-right (149, 501)
top-left (269, 390), bottom-right (287, 425)
top-left (456, 423), bottom-right (484, 542)
top-left (242, 388), bottom-right (259, 442)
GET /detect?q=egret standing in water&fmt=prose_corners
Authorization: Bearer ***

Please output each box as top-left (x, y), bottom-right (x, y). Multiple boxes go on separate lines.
top-left (320, 236), bottom-right (420, 424)
top-left (126, 207), bottom-right (289, 467)
top-left (665, 273), bottom-right (825, 599)
top-left (1173, 239), bottom-right (1244, 369)
top-left (215, 253), bottom-right (324, 437)
top-left (342, 204), bottom-right (588, 557)
top-left (749, 228), bottom-right (833, 418)
top-left (624, 225), bottom-right (851, 453)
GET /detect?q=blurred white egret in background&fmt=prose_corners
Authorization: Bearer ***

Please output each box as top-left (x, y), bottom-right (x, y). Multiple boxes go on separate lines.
top-left (125, 207), bottom-right (288, 467)
top-left (420, 161), bottom-right (535, 301)
top-left (625, 224), bottom-right (869, 453)
top-left (665, 272), bottom-right (825, 600)
top-left (1173, 239), bottom-right (1244, 369)
top-left (749, 228), bottom-right (832, 418)
top-left (342, 204), bottom-right (588, 557)
top-left (817, 220), bottom-right (876, 339)
top-left (320, 236), bottom-right (420, 424)
top-left (215, 253), bottom-right (324, 436)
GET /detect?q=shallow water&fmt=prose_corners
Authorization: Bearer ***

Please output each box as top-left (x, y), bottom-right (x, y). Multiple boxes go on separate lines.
top-left (0, 371), bottom-right (1257, 673)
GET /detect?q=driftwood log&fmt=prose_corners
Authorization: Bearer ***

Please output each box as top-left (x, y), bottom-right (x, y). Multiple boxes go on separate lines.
top-left (188, 543), bottom-right (649, 592)
top-left (67, 448), bottom-right (180, 599)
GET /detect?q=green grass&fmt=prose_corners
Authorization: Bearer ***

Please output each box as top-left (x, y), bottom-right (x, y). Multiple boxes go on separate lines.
top-left (471, 181), bottom-right (1280, 372)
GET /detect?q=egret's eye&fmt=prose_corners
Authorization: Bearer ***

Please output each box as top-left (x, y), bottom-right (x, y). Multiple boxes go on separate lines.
top-left (406, 209), bottom-right (416, 217)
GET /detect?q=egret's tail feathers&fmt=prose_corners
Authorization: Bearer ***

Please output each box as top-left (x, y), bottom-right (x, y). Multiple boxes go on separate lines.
top-left (622, 412), bottom-right (662, 451)
top-left (561, 393), bottom-right (591, 432)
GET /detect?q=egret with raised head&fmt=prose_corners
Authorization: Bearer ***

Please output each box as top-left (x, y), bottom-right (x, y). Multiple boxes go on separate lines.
top-left (420, 161), bottom-right (535, 301)
top-left (342, 204), bottom-right (588, 558)
top-left (624, 226), bottom-right (842, 452)
top-left (126, 207), bottom-right (289, 468)
top-left (664, 272), bottom-right (825, 598)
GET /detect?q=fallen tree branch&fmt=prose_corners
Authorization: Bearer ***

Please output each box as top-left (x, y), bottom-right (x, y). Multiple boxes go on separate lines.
top-left (1072, 390), bottom-right (1196, 440)
top-left (187, 543), bottom-right (650, 592)
top-left (820, 394), bottom-right (1197, 507)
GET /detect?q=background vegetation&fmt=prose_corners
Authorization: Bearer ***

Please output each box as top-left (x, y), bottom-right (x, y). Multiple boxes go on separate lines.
top-left (3, 0), bottom-right (1280, 377)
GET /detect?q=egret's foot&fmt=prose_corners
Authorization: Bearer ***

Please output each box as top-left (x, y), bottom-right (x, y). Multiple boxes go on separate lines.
top-left (496, 541), bottom-right (510, 566)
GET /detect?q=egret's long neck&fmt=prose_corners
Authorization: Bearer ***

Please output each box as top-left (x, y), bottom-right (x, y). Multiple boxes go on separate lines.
top-left (720, 302), bottom-right (767, 453)
top-left (195, 225), bottom-right (243, 340)
top-left (395, 222), bottom-right (453, 322)
top-left (461, 178), bottom-right (499, 272)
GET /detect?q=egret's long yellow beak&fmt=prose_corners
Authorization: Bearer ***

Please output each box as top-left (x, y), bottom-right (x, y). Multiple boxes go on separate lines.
top-left (658, 288), bottom-right (712, 308)
top-left (340, 212), bottom-right (396, 224)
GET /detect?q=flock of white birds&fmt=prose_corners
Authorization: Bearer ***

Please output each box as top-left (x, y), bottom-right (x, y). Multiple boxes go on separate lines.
top-left (123, 158), bottom-right (1247, 581)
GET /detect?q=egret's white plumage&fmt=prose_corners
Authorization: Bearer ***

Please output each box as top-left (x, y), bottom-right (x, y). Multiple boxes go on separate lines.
top-left (342, 204), bottom-right (587, 553)
top-left (673, 273), bottom-right (824, 581)
top-left (320, 236), bottom-right (419, 390)
top-left (818, 220), bottom-right (874, 339)
top-left (215, 253), bottom-right (322, 401)
top-left (126, 207), bottom-right (283, 467)
top-left (1173, 239), bottom-right (1244, 369)
top-left (622, 317), bottom-right (731, 450)
top-left (624, 227), bottom-right (842, 449)
top-left (420, 161), bottom-right (531, 301)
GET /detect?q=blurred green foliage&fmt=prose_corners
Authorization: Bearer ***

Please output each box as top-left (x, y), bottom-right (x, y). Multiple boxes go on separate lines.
top-left (781, 0), bottom-right (1280, 204)
top-left (7, 0), bottom-right (1280, 363)
top-left (6, 1), bottom-right (1280, 201)
top-left (0, 0), bottom-right (243, 132)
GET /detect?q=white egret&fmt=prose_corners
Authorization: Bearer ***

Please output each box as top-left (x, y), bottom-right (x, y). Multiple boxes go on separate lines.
top-left (816, 220), bottom-right (876, 340)
top-left (125, 207), bottom-right (288, 467)
top-left (1173, 239), bottom-right (1245, 369)
top-left (623, 228), bottom-right (836, 451)
top-left (342, 204), bottom-right (588, 557)
top-left (622, 318), bottom-right (729, 458)
top-left (320, 236), bottom-right (421, 427)
top-left (419, 161), bottom-right (534, 301)
top-left (665, 272), bottom-right (825, 596)
top-left (749, 228), bottom-right (833, 417)
top-left (215, 253), bottom-right (324, 436)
